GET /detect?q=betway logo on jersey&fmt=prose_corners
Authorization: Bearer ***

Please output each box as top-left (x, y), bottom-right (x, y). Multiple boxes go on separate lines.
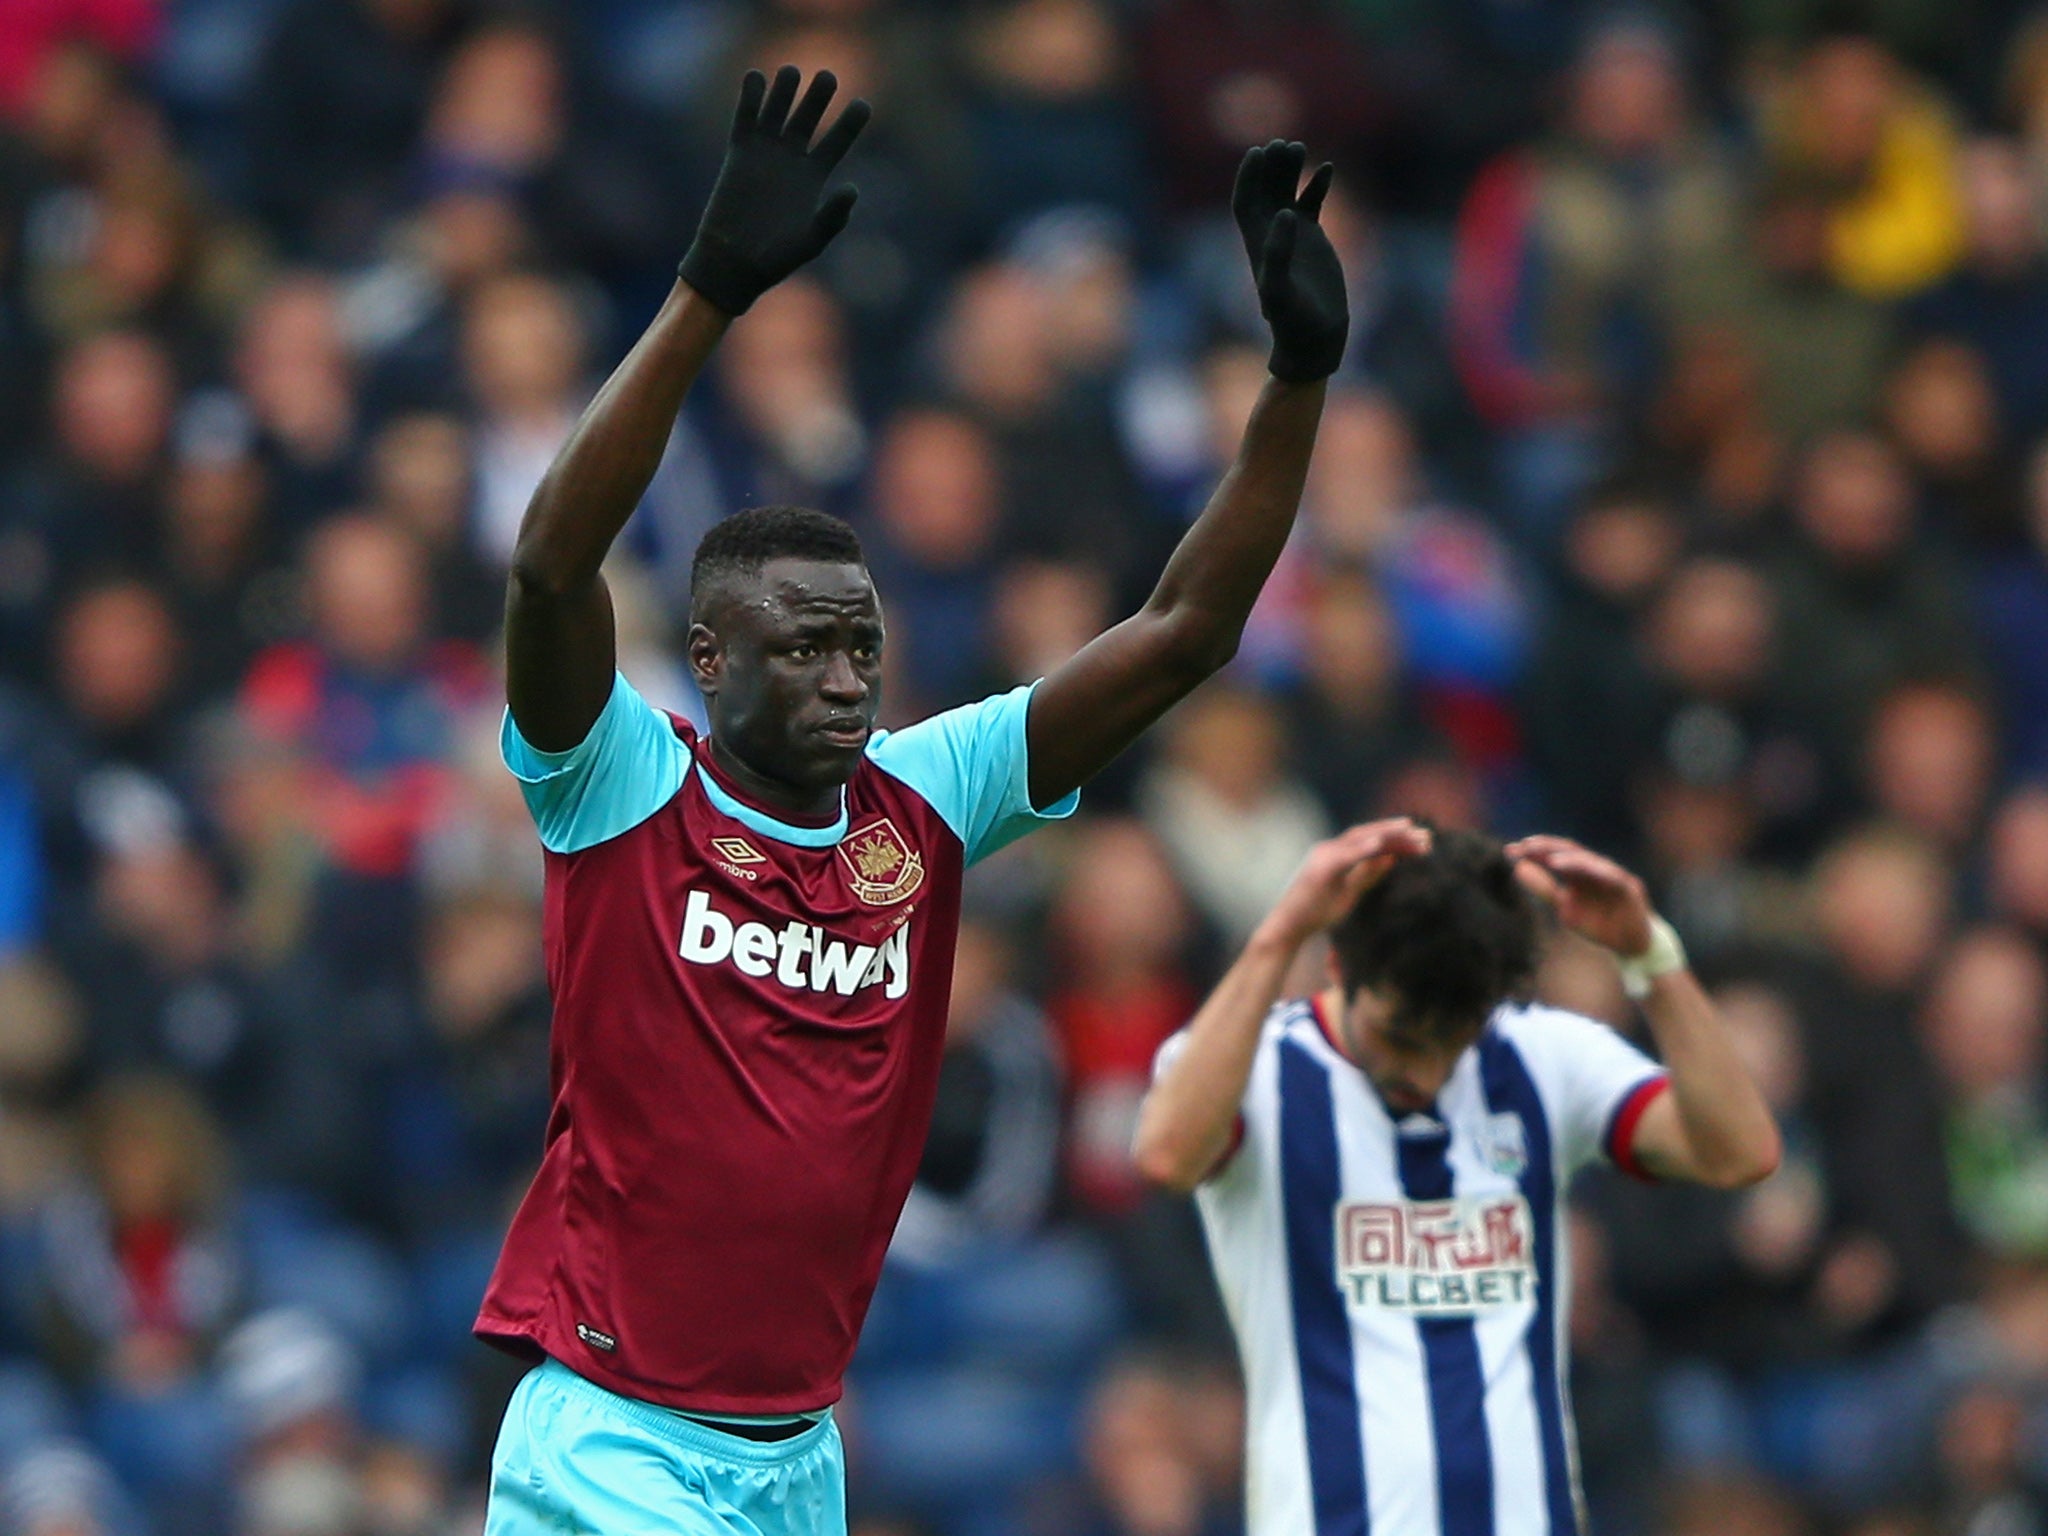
top-left (1336, 1195), bottom-right (1537, 1315)
top-left (679, 890), bottom-right (910, 999)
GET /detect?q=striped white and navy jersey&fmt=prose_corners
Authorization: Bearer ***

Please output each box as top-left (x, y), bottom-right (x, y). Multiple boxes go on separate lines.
top-left (1162, 995), bottom-right (1668, 1536)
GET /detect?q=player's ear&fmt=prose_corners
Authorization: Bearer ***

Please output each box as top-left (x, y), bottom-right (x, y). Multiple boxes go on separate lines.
top-left (686, 621), bottom-right (723, 694)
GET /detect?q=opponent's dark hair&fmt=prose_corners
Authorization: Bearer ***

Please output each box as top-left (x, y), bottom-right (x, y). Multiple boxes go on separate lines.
top-left (690, 505), bottom-right (865, 615)
top-left (1329, 827), bottom-right (1540, 1039)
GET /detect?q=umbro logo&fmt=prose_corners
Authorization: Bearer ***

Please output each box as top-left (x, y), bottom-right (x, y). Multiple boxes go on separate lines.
top-left (711, 836), bottom-right (766, 880)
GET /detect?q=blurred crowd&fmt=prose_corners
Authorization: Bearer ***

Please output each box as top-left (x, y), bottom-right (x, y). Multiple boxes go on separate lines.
top-left (5, 0), bottom-right (2048, 1533)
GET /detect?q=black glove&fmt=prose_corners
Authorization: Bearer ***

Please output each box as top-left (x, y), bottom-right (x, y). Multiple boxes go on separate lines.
top-left (678, 66), bottom-right (871, 316)
top-left (1232, 140), bottom-right (1349, 383)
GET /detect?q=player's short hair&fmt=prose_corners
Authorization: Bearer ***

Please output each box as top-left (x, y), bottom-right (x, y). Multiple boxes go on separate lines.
top-left (690, 506), bottom-right (866, 617)
top-left (1329, 827), bottom-right (1539, 1039)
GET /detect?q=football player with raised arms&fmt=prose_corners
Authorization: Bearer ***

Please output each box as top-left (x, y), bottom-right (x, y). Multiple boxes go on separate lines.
top-left (1135, 822), bottom-right (1782, 1536)
top-left (478, 64), bottom-right (1352, 1536)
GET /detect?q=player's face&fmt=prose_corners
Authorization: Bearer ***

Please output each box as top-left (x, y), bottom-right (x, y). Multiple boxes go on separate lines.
top-left (1340, 986), bottom-right (1484, 1115)
top-left (691, 558), bottom-right (885, 807)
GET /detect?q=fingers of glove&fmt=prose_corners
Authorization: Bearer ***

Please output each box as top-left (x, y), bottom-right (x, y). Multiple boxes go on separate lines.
top-left (1259, 208), bottom-right (1298, 295)
top-left (1266, 141), bottom-right (1306, 206)
top-left (1297, 162), bottom-right (1334, 221)
top-left (760, 64), bottom-right (801, 135)
top-left (786, 69), bottom-right (837, 142)
top-left (731, 70), bottom-right (766, 141)
top-left (810, 96), bottom-right (872, 167)
top-left (805, 184), bottom-right (860, 254)
top-left (1231, 144), bottom-right (1267, 223)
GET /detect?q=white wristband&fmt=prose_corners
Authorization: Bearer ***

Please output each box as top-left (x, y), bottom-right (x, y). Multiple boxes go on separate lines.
top-left (1615, 915), bottom-right (1687, 1001)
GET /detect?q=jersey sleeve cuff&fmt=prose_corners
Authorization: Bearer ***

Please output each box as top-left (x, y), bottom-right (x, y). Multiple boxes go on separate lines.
top-left (1603, 1075), bottom-right (1670, 1183)
top-left (500, 674), bottom-right (630, 783)
top-left (1015, 679), bottom-right (1080, 821)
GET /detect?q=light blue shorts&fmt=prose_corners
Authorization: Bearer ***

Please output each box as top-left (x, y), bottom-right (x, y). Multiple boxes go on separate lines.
top-left (485, 1360), bottom-right (847, 1536)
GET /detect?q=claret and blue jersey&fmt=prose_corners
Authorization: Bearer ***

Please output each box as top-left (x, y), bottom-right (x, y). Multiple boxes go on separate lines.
top-left (1163, 994), bottom-right (1668, 1536)
top-left (475, 671), bottom-right (1076, 1416)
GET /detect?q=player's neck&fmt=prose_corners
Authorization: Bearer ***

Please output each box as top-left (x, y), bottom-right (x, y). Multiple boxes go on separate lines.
top-left (703, 735), bottom-right (845, 823)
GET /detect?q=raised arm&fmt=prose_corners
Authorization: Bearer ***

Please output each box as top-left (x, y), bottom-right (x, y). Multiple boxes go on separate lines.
top-left (506, 67), bottom-right (869, 751)
top-left (1508, 835), bottom-right (1783, 1190)
top-left (1024, 142), bottom-right (1350, 807)
top-left (1134, 820), bottom-right (1429, 1193)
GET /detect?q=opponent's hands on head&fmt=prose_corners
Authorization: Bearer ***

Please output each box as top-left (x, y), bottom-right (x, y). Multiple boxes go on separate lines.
top-left (1232, 140), bottom-right (1350, 383)
top-left (1507, 835), bottom-right (1657, 959)
top-left (1264, 818), bottom-right (1431, 949)
top-left (679, 66), bottom-right (872, 316)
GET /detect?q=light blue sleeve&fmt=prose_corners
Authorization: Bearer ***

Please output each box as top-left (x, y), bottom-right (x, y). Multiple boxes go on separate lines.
top-left (864, 681), bottom-right (1079, 865)
top-left (500, 672), bottom-right (690, 854)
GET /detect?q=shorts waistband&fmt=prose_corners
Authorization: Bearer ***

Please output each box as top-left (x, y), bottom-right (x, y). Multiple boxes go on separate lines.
top-left (537, 1360), bottom-right (835, 1466)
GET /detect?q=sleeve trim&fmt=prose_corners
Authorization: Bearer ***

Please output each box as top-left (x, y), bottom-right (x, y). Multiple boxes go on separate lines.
top-left (1603, 1075), bottom-right (1670, 1183)
top-left (1016, 678), bottom-right (1081, 822)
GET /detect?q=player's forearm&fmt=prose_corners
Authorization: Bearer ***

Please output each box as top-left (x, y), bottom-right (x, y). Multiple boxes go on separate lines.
top-left (1143, 378), bottom-right (1326, 673)
top-left (508, 283), bottom-right (730, 600)
top-left (1638, 970), bottom-right (1782, 1188)
top-left (1133, 923), bottom-right (1298, 1193)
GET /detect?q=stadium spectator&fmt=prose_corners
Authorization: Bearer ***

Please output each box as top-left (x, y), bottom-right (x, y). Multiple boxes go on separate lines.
top-left (456, 270), bottom-right (586, 567)
top-left (1860, 679), bottom-right (1997, 852)
top-left (1759, 30), bottom-right (1965, 301)
top-left (1985, 785), bottom-right (2048, 944)
top-left (1046, 820), bottom-right (1197, 1217)
top-left (1139, 682), bottom-right (1328, 949)
top-left (1769, 431), bottom-right (1981, 779)
top-left (242, 0), bottom-right (468, 260)
top-left (1920, 928), bottom-right (2048, 1263)
top-left (233, 276), bottom-right (363, 534)
top-left (1450, 12), bottom-right (1745, 531)
top-left (1909, 136), bottom-right (2048, 442)
top-left (861, 406), bottom-right (1005, 713)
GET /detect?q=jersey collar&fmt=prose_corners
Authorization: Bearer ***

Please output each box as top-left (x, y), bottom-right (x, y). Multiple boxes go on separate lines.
top-left (689, 748), bottom-right (850, 849)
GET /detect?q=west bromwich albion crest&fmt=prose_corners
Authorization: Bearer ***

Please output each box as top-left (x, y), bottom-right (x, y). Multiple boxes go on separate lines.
top-left (1481, 1111), bottom-right (1528, 1177)
top-left (838, 817), bottom-right (924, 905)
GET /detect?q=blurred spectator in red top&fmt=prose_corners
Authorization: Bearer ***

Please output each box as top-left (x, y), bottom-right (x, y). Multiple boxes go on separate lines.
top-left (1451, 14), bottom-right (1742, 428)
top-left (1047, 819), bottom-right (1197, 1215)
top-left (30, 1076), bottom-right (240, 1396)
top-left (237, 514), bottom-right (486, 883)
top-left (1449, 12), bottom-right (1743, 535)
top-left (0, 2), bottom-right (157, 121)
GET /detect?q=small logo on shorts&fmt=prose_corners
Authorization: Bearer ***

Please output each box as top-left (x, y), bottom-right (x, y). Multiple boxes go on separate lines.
top-left (576, 1323), bottom-right (617, 1352)
top-left (838, 818), bottom-right (923, 905)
